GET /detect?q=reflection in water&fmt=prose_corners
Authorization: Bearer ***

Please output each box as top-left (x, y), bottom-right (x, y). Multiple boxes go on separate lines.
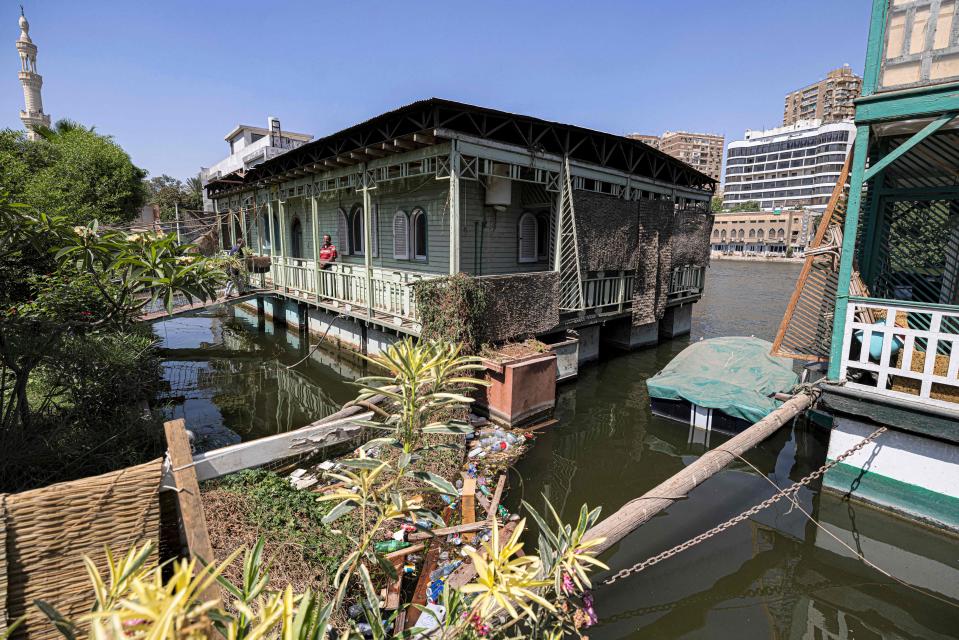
top-left (153, 304), bottom-right (359, 442)
top-left (510, 261), bottom-right (959, 639)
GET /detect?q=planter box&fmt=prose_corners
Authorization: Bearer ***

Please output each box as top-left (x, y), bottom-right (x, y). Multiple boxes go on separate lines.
top-left (541, 331), bottom-right (579, 382)
top-left (477, 352), bottom-right (557, 426)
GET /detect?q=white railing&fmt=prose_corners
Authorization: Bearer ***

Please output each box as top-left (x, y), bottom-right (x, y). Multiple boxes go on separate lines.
top-left (668, 264), bottom-right (705, 300)
top-left (840, 297), bottom-right (959, 410)
top-left (261, 257), bottom-right (435, 323)
top-left (580, 272), bottom-right (634, 313)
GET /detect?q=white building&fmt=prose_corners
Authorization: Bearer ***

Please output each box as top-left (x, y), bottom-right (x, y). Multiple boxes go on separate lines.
top-left (15, 8), bottom-right (50, 140)
top-left (200, 117), bottom-right (312, 209)
top-left (723, 119), bottom-right (856, 213)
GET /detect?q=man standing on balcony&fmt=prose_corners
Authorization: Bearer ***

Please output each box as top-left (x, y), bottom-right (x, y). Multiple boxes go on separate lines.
top-left (319, 234), bottom-right (338, 270)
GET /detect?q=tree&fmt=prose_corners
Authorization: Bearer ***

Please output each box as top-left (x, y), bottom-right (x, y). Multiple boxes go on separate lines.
top-left (0, 195), bottom-right (225, 487)
top-left (711, 196), bottom-right (724, 212)
top-left (729, 200), bottom-right (760, 212)
top-left (144, 173), bottom-right (205, 220)
top-left (0, 120), bottom-right (147, 224)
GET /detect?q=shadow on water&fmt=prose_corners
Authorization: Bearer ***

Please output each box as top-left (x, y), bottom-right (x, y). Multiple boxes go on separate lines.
top-left (509, 260), bottom-right (959, 639)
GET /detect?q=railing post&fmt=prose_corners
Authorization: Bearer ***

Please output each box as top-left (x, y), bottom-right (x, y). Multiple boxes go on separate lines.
top-left (278, 199), bottom-right (288, 293)
top-left (311, 195), bottom-right (320, 301)
top-left (362, 165), bottom-right (374, 318)
top-left (449, 141), bottom-right (461, 274)
top-left (267, 199), bottom-right (276, 289)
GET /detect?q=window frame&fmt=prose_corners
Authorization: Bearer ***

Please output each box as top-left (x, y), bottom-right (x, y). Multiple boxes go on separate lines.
top-left (518, 211), bottom-right (538, 264)
top-left (410, 207), bottom-right (428, 261)
top-left (350, 205), bottom-right (365, 256)
top-left (392, 209), bottom-right (410, 260)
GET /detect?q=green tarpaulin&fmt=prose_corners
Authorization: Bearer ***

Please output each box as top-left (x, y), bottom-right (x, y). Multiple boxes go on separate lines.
top-left (647, 336), bottom-right (798, 424)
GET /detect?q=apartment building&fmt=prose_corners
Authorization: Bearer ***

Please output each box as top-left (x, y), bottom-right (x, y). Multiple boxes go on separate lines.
top-left (782, 65), bottom-right (862, 125)
top-left (723, 119), bottom-right (856, 213)
top-left (628, 131), bottom-right (724, 181)
top-left (710, 210), bottom-right (814, 256)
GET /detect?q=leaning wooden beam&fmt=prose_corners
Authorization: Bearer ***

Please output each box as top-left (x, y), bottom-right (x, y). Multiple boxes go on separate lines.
top-left (583, 393), bottom-right (815, 555)
top-left (407, 520), bottom-right (490, 541)
top-left (163, 413), bottom-right (371, 485)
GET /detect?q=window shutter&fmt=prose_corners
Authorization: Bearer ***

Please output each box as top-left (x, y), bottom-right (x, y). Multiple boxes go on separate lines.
top-left (393, 210), bottom-right (409, 259)
top-left (336, 209), bottom-right (349, 254)
top-left (371, 205), bottom-right (379, 257)
top-left (518, 213), bottom-right (537, 263)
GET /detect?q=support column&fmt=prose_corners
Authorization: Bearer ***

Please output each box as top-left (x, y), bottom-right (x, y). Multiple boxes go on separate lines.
top-left (311, 195), bottom-right (321, 302)
top-left (228, 208), bottom-right (237, 248)
top-left (828, 125), bottom-right (871, 379)
top-left (266, 200), bottom-right (276, 290)
top-left (362, 165), bottom-right (374, 317)
top-left (449, 142), bottom-right (461, 274)
top-left (255, 202), bottom-right (265, 288)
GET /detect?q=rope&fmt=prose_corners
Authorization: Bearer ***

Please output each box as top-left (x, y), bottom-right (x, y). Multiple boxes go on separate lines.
top-left (284, 312), bottom-right (346, 370)
top-left (601, 425), bottom-right (888, 586)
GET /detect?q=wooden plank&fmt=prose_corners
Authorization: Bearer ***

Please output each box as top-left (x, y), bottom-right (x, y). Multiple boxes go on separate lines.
top-left (164, 420), bottom-right (220, 603)
top-left (384, 543), bottom-right (425, 561)
top-left (404, 542), bottom-right (440, 629)
top-left (461, 476), bottom-right (476, 542)
top-left (165, 413), bottom-right (370, 484)
top-left (487, 475), bottom-right (507, 520)
top-left (407, 521), bottom-right (490, 541)
top-left (384, 559), bottom-right (403, 610)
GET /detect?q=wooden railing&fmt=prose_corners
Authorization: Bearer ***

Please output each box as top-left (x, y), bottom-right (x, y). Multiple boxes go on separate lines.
top-left (260, 257), bottom-right (436, 323)
top-left (580, 271), bottom-right (634, 313)
top-left (668, 264), bottom-right (705, 301)
top-left (839, 297), bottom-right (959, 410)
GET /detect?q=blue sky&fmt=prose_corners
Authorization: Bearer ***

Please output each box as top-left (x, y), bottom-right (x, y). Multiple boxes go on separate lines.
top-left (6, 1), bottom-right (871, 180)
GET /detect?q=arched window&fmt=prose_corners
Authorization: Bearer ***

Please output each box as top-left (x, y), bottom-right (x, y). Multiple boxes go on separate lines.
top-left (518, 212), bottom-right (538, 263)
top-left (291, 217), bottom-right (303, 258)
top-left (757, 229), bottom-right (764, 241)
top-left (393, 210), bottom-right (409, 259)
top-left (272, 213), bottom-right (281, 248)
top-left (749, 229), bottom-right (756, 238)
top-left (336, 208), bottom-right (349, 255)
top-left (712, 228), bottom-right (719, 237)
top-left (778, 228), bottom-right (785, 238)
top-left (350, 205), bottom-right (364, 256)
top-left (769, 228), bottom-right (777, 241)
top-left (720, 229), bottom-right (727, 240)
top-left (738, 229), bottom-right (745, 240)
top-left (411, 208), bottom-right (428, 261)
top-left (536, 213), bottom-right (549, 260)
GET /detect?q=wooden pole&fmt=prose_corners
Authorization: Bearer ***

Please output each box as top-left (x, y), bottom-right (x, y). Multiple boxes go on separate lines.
top-left (461, 475), bottom-right (476, 542)
top-left (584, 393), bottom-right (814, 555)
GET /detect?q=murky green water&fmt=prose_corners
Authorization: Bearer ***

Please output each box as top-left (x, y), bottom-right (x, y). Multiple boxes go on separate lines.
top-left (154, 260), bottom-right (959, 638)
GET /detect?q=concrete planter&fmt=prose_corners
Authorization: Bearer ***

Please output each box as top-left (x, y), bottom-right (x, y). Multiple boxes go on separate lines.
top-left (477, 352), bottom-right (557, 426)
top-left (541, 331), bottom-right (579, 382)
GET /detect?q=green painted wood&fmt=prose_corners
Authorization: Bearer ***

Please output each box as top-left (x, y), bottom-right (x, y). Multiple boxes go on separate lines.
top-left (862, 114), bottom-right (957, 182)
top-left (828, 127), bottom-right (871, 380)
top-left (848, 295), bottom-right (959, 313)
top-left (862, 0), bottom-right (889, 96)
top-left (823, 461), bottom-right (959, 531)
top-left (855, 82), bottom-right (959, 122)
top-left (858, 140), bottom-right (885, 285)
top-left (818, 386), bottom-right (959, 444)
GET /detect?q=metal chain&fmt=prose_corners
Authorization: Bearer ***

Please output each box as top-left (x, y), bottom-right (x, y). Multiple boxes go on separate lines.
top-left (603, 425), bottom-right (887, 585)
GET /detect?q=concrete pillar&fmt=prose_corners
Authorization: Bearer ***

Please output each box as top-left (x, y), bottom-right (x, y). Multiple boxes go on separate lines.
top-left (601, 318), bottom-right (659, 350)
top-left (660, 303), bottom-right (693, 338)
top-left (576, 324), bottom-right (601, 365)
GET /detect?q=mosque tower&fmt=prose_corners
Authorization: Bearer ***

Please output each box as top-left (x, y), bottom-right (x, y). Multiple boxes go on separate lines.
top-left (16, 6), bottom-right (50, 140)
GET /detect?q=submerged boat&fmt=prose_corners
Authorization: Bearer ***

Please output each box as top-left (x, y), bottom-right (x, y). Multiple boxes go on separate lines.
top-left (647, 336), bottom-right (798, 435)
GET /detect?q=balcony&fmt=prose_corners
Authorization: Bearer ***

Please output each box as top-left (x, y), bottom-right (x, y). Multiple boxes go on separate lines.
top-left (260, 259), bottom-right (438, 329)
top-left (667, 265), bottom-right (706, 303)
top-left (838, 297), bottom-right (959, 410)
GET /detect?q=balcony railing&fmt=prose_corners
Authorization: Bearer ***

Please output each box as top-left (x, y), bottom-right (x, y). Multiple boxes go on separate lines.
top-left (580, 271), bottom-right (634, 313)
top-left (839, 297), bottom-right (959, 410)
top-left (260, 258), bottom-right (437, 325)
top-left (668, 265), bottom-right (706, 301)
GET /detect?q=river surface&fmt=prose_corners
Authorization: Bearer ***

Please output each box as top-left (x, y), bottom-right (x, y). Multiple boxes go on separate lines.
top-left (153, 259), bottom-right (959, 638)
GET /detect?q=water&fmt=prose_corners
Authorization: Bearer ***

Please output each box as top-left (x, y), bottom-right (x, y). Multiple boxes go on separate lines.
top-left (154, 261), bottom-right (959, 637)
top-left (153, 304), bottom-right (359, 444)
top-left (510, 259), bottom-right (959, 639)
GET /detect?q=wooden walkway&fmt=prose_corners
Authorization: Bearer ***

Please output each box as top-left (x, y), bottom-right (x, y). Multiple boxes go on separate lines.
top-left (139, 291), bottom-right (261, 322)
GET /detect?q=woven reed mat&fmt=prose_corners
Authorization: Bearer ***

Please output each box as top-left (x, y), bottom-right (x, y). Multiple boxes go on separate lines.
top-left (1, 458), bottom-right (163, 639)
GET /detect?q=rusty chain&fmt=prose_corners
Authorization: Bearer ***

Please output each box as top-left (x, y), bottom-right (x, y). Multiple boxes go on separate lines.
top-left (602, 425), bottom-right (887, 586)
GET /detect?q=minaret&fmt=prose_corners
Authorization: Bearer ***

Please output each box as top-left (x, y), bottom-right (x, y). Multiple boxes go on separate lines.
top-left (16, 6), bottom-right (50, 141)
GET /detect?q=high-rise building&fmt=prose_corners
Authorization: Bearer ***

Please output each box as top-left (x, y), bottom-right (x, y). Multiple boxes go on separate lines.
top-left (627, 131), bottom-right (724, 181)
top-left (626, 133), bottom-right (661, 150)
top-left (723, 119), bottom-right (856, 213)
top-left (15, 8), bottom-right (50, 140)
top-left (782, 65), bottom-right (862, 126)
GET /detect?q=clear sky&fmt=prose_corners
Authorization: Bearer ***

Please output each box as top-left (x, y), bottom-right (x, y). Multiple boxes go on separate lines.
top-left (6, 1), bottom-right (871, 181)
